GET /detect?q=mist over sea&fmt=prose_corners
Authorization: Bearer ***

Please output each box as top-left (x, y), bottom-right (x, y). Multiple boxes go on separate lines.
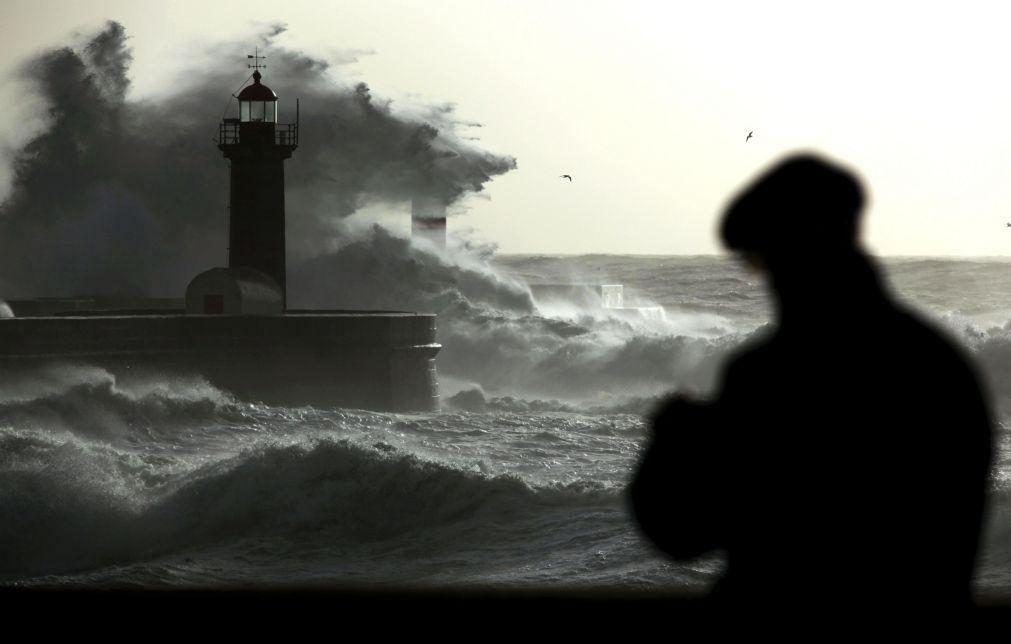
top-left (1, 252), bottom-right (1009, 596)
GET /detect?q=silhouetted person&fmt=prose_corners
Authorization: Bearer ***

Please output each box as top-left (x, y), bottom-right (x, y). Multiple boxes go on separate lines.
top-left (630, 154), bottom-right (993, 612)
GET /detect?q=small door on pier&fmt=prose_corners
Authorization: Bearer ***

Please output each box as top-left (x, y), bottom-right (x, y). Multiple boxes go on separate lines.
top-left (203, 294), bottom-right (225, 315)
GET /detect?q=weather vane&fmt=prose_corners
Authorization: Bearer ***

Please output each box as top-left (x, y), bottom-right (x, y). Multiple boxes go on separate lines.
top-left (247, 47), bottom-right (267, 70)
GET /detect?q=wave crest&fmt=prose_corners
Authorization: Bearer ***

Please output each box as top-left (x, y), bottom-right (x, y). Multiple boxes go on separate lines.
top-left (0, 435), bottom-right (616, 578)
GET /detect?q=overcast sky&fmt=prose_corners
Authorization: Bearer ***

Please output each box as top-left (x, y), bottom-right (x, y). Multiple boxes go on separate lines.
top-left (3, 0), bottom-right (1011, 256)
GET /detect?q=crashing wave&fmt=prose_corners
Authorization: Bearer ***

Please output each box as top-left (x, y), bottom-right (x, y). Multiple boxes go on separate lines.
top-left (0, 435), bottom-right (617, 578)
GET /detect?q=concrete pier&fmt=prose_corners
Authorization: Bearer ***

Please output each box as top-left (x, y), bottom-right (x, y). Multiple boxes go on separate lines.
top-left (0, 312), bottom-right (440, 411)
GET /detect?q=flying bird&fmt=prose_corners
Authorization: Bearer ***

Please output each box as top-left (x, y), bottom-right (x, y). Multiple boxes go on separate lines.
top-left (746, 131), bottom-right (753, 142)
top-left (560, 175), bottom-right (573, 182)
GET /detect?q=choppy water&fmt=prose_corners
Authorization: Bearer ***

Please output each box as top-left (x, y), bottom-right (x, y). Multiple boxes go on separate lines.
top-left (2, 251), bottom-right (1010, 595)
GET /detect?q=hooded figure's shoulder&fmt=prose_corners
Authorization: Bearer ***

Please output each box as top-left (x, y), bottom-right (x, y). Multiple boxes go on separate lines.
top-left (718, 323), bottom-right (780, 380)
top-left (888, 304), bottom-right (981, 377)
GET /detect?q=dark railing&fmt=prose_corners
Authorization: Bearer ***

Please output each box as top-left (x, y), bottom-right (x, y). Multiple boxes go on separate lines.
top-left (218, 120), bottom-right (298, 147)
top-left (219, 120), bottom-right (240, 145)
top-left (275, 123), bottom-right (298, 147)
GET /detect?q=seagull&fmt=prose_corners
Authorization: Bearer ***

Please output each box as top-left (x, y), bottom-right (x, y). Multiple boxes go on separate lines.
top-left (746, 131), bottom-right (753, 142)
top-left (560, 174), bottom-right (573, 182)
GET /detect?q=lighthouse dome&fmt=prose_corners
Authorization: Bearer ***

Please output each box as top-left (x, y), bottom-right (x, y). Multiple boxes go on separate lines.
top-left (237, 71), bottom-right (277, 101)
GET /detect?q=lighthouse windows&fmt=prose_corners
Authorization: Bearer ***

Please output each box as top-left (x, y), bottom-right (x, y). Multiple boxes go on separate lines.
top-left (239, 101), bottom-right (278, 123)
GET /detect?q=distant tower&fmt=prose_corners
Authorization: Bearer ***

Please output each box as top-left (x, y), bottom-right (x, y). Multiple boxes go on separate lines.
top-left (218, 55), bottom-right (298, 309)
top-left (411, 196), bottom-right (447, 248)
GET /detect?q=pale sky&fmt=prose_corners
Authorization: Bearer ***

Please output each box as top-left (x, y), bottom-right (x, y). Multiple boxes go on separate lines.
top-left (3, 0), bottom-right (1011, 256)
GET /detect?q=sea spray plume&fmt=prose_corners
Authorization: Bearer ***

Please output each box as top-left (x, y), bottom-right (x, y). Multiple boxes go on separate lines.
top-left (288, 224), bottom-right (535, 314)
top-left (289, 226), bottom-right (741, 400)
top-left (0, 22), bottom-right (516, 297)
top-left (220, 26), bottom-right (519, 248)
top-left (280, 59), bottom-right (516, 260)
top-left (437, 311), bottom-right (740, 399)
top-left (0, 24), bottom-right (171, 296)
top-left (79, 21), bottom-right (131, 103)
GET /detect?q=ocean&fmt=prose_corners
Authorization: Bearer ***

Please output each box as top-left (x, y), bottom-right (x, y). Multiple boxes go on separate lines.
top-left (2, 249), bottom-right (1009, 596)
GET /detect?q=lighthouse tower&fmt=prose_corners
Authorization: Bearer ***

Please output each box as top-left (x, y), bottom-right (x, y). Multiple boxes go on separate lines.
top-left (216, 59), bottom-right (298, 310)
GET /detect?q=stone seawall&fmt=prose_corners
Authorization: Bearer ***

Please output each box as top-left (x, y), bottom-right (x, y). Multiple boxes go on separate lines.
top-left (0, 313), bottom-right (440, 411)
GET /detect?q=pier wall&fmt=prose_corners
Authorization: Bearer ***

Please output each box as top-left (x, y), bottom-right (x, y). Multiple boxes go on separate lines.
top-left (0, 313), bottom-right (440, 412)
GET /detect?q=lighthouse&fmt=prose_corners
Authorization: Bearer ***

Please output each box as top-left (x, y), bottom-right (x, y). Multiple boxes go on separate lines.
top-left (1, 54), bottom-right (441, 412)
top-left (215, 58), bottom-right (298, 310)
